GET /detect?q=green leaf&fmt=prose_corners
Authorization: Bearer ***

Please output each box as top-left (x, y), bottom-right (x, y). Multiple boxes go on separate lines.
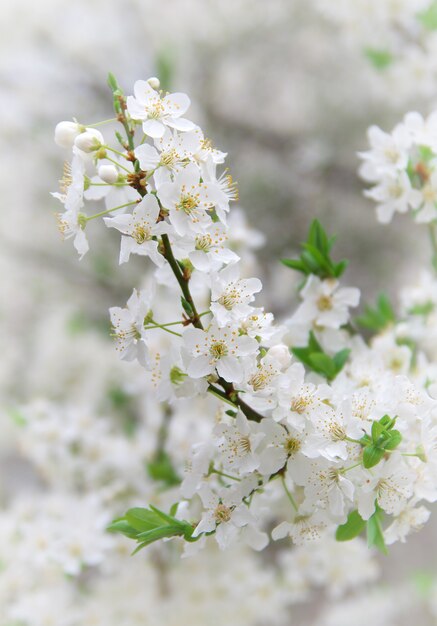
top-left (281, 258), bottom-right (306, 272)
top-left (169, 502), bottom-right (179, 517)
top-left (384, 429), bottom-right (402, 450)
top-left (367, 507), bottom-right (388, 554)
top-left (291, 347), bottom-right (313, 370)
top-left (412, 570), bottom-right (435, 598)
top-left (309, 220), bottom-right (330, 254)
top-left (333, 259), bottom-right (349, 277)
top-left (371, 420), bottom-right (384, 442)
top-left (363, 445), bottom-right (385, 469)
top-left (332, 348), bottom-right (350, 372)
top-left (292, 333), bottom-right (348, 381)
top-left (302, 243), bottom-right (335, 274)
top-left (418, 1), bottom-right (437, 30)
top-left (308, 331), bottom-right (323, 352)
top-left (107, 72), bottom-right (119, 91)
top-left (408, 301), bottom-right (434, 316)
top-left (147, 450), bottom-right (181, 487)
top-left (107, 519), bottom-right (139, 538)
top-left (364, 48), bottom-right (393, 70)
top-left (336, 510), bottom-right (366, 541)
top-left (356, 292), bottom-right (395, 332)
top-left (308, 352), bottom-right (336, 379)
top-left (282, 220), bottom-right (348, 280)
top-left (379, 414), bottom-right (396, 430)
top-left (360, 433), bottom-right (372, 446)
top-left (301, 250), bottom-right (320, 274)
top-left (8, 408), bottom-right (27, 427)
top-left (136, 525), bottom-right (185, 542)
top-left (109, 505), bottom-right (196, 553)
top-left (125, 508), bottom-right (164, 531)
top-left (155, 48), bottom-right (175, 91)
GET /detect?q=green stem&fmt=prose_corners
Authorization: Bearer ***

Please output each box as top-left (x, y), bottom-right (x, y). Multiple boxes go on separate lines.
top-left (86, 117), bottom-right (118, 127)
top-left (144, 311), bottom-right (209, 331)
top-left (207, 384), bottom-right (238, 408)
top-left (345, 437), bottom-right (363, 446)
top-left (104, 155), bottom-right (132, 173)
top-left (428, 223), bottom-right (437, 273)
top-left (89, 181), bottom-right (129, 187)
top-left (161, 234), bottom-right (203, 329)
top-left (85, 200), bottom-right (138, 221)
top-left (105, 145), bottom-right (131, 160)
top-left (340, 462), bottom-right (362, 474)
top-left (210, 468), bottom-right (241, 482)
top-left (159, 208), bottom-right (264, 424)
top-left (281, 476), bottom-right (298, 512)
top-left (145, 320), bottom-right (182, 337)
top-left (147, 320), bottom-right (186, 328)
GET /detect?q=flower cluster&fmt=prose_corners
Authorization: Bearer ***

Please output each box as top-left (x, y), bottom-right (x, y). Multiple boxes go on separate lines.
top-left (52, 75), bottom-right (437, 561)
top-left (315, 0), bottom-right (437, 102)
top-left (359, 112), bottom-right (437, 224)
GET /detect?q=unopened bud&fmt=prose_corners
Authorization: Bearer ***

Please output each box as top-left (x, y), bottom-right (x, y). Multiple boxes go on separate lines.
top-left (54, 121), bottom-right (81, 148)
top-left (74, 128), bottom-right (104, 153)
top-left (98, 164), bottom-right (119, 184)
top-left (147, 77), bottom-right (160, 90)
top-left (266, 344), bottom-right (291, 369)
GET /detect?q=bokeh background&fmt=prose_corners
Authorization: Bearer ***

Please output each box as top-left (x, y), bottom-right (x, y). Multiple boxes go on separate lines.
top-left (2, 1), bottom-right (437, 624)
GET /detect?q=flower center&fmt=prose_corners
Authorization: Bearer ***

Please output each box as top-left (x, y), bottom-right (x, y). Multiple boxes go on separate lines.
top-left (209, 340), bottom-right (228, 359)
top-left (389, 356), bottom-right (404, 372)
top-left (284, 436), bottom-right (301, 455)
top-left (388, 183), bottom-right (404, 199)
top-left (195, 234), bottom-right (213, 251)
top-left (214, 503), bottom-right (232, 523)
top-left (328, 422), bottom-right (346, 441)
top-left (248, 372), bottom-right (268, 391)
top-left (111, 323), bottom-right (141, 350)
top-left (217, 286), bottom-right (241, 310)
top-left (147, 99), bottom-right (165, 119)
top-left (239, 435), bottom-right (251, 454)
top-left (170, 366), bottom-right (187, 386)
top-left (160, 149), bottom-right (178, 167)
top-left (317, 295), bottom-right (333, 311)
top-left (290, 397), bottom-right (308, 414)
top-left (133, 224), bottom-right (151, 244)
top-left (384, 148), bottom-right (400, 164)
top-left (178, 194), bottom-right (199, 214)
top-left (422, 184), bottom-right (437, 204)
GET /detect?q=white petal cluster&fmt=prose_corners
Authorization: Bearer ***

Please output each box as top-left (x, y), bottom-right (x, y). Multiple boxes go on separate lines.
top-left (50, 79), bottom-right (437, 570)
top-left (359, 112), bottom-right (437, 224)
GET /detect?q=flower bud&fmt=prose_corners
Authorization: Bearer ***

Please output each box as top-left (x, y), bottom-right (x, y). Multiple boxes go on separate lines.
top-left (266, 344), bottom-right (291, 369)
top-left (98, 164), bottom-right (119, 184)
top-left (147, 77), bottom-right (160, 90)
top-left (54, 121), bottom-right (81, 148)
top-left (74, 128), bottom-right (104, 153)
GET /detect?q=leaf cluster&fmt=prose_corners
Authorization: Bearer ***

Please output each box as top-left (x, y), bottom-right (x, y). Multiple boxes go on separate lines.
top-left (356, 293), bottom-right (395, 332)
top-left (281, 220), bottom-right (348, 280)
top-left (146, 450), bottom-right (181, 488)
top-left (336, 505), bottom-right (387, 554)
top-left (418, 1), bottom-right (437, 30)
top-left (364, 48), bottom-right (393, 70)
top-left (108, 505), bottom-right (196, 554)
top-left (360, 415), bottom-right (402, 469)
top-left (292, 331), bottom-right (350, 381)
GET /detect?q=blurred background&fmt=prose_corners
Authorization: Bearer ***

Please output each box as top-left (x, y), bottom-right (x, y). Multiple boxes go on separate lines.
top-left (2, 1), bottom-right (437, 624)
